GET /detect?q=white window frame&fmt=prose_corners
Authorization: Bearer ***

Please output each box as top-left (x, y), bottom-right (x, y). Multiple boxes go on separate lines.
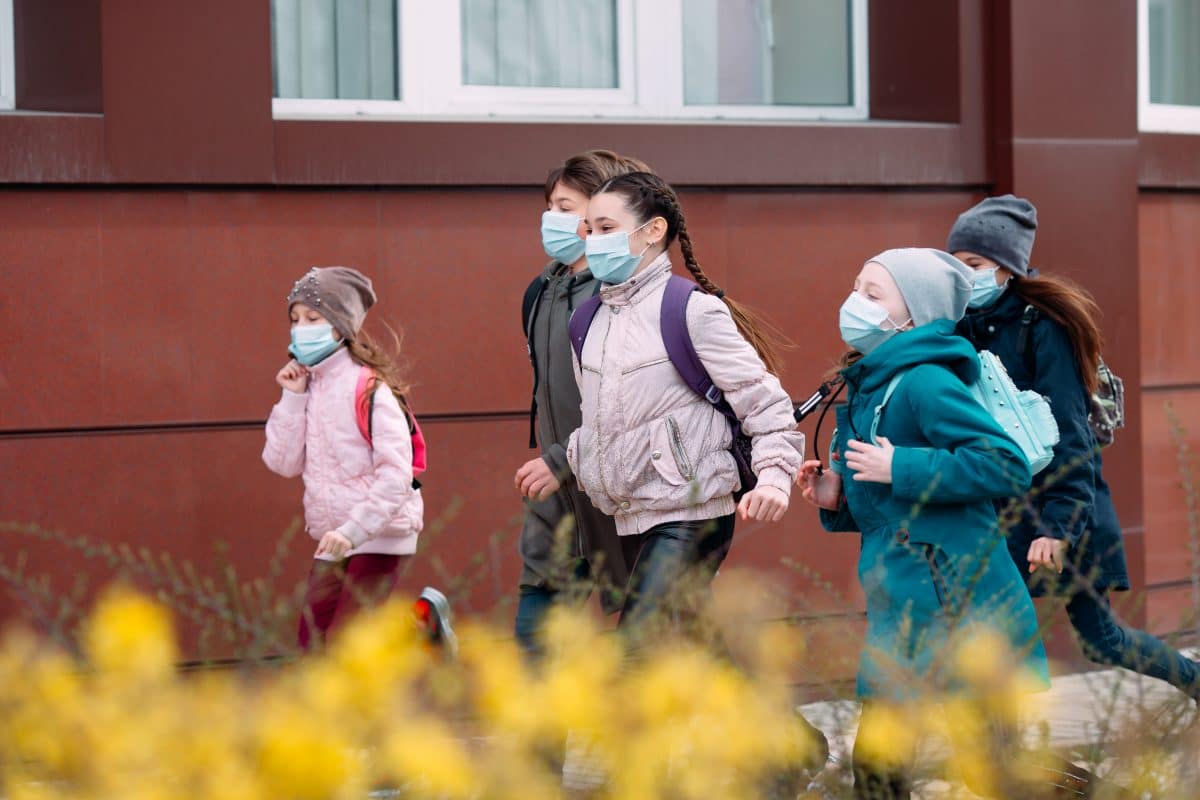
top-left (273, 0), bottom-right (868, 123)
top-left (0, 0), bottom-right (15, 111)
top-left (1138, 0), bottom-right (1200, 134)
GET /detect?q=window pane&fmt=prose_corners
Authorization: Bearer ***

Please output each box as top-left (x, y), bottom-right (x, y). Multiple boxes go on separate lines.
top-left (683, 0), bottom-right (852, 106)
top-left (272, 0), bottom-right (399, 100)
top-left (1149, 0), bottom-right (1200, 107)
top-left (462, 0), bottom-right (618, 89)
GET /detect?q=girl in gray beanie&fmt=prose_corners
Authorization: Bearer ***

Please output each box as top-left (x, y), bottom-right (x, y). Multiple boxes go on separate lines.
top-left (951, 198), bottom-right (1200, 704)
top-left (798, 248), bottom-right (1050, 797)
top-left (265, 266), bottom-right (455, 655)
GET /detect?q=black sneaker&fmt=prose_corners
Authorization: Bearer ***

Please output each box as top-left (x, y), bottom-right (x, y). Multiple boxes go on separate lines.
top-left (414, 587), bottom-right (458, 660)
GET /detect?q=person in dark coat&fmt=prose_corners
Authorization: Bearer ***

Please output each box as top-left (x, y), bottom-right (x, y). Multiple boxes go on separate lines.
top-left (513, 150), bottom-right (650, 657)
top-left (949, 195), bottom-right (1199, 701)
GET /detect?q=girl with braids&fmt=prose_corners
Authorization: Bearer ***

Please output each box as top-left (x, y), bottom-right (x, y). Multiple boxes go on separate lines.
top-left (950, 195), bottom-right (1200, 701)
top-left (538, 171), bottom-right (804, 637)
top-left (264, 267), bottom-right (453, 652)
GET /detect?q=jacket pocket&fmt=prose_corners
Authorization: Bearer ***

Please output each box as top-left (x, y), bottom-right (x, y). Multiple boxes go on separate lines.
top-left (648, 416), bottom-right (692, 486)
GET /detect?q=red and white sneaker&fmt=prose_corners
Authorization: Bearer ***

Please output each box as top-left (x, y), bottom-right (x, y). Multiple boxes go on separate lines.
top-left (413, 587), bottom-right (458, 660)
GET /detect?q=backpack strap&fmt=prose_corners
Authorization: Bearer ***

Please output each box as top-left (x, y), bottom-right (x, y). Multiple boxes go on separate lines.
top-left (522, 274), bottom-right (549, 337)
top-left (354, 366), bottom-right (375, 446)
top-left (522, 274), bottom-right (550, 449)
top-left (568, 293), bottom-right (605, 364)
top-left (659, 275), bottom-right (740, 427)
top-left (869, 370), bottom-right (909, 445)
top-left (1016, 304), bottom-right (1039, 369)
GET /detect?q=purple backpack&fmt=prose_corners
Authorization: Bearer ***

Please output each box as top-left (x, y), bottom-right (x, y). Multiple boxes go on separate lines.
top-left (568, 275), bottom-right (757, 499)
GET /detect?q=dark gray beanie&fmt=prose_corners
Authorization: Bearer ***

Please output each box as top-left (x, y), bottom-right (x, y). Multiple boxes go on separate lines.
top-left (945, 194), bottom-right (1038, 276)
top-left (287, 266), bottom-right (377, 339)
top-left (869, 248), bottom-right (974, 327)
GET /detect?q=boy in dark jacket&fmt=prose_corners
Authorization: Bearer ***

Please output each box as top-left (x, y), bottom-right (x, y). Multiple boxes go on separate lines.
top-left (513, 150), bottom-right (649, 656)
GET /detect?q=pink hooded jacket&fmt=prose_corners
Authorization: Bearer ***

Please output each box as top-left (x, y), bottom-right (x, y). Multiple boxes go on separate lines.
top-left (263, 347), bottom-right (423, 558)
top-left (567, 256), bottom-right (805, 536)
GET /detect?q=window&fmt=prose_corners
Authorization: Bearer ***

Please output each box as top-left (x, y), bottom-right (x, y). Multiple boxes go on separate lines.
top-left (271, 0), bottom-right (867, 122)
top-left (1139, 0), bottom-right (1200, 133)
top-left (0, 0), bottom-right (14, 110)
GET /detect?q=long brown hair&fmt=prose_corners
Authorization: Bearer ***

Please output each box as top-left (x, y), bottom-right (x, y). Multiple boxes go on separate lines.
top-left (1010, 272), bottom-right (1103, 394)
top-left (348, 322), bottom-right (415, 426)
top-left (593, 172), bottom-right (787, 375)
top-left (544, 149), bottom-right (654, 202)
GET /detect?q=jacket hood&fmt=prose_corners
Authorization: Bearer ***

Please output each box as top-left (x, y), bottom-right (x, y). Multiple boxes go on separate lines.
top-left (842, 318), bottom-right (981, 394)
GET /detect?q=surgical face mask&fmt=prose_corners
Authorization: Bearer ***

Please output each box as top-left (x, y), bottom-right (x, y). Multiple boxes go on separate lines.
top-left (540, 210), bottom-right (585, 265)
top-left (968, 267), bottom-right (1009, 309)
top-left (289, 323), bottom-right (341, 366)
top-left (838, 292), bottom-right (910, 355)
top-left (585, 220), bottom-right (654, 284)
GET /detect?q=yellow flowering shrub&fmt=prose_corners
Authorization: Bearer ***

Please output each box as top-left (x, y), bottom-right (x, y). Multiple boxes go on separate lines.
top-left (0, 584), bottom-right (1195, 799)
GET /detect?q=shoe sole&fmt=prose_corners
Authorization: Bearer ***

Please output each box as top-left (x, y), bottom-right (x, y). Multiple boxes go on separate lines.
top-left (418, 586), bottom-right (458, 659)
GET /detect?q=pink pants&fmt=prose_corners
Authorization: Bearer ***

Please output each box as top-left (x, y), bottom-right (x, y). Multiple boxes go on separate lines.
top-left (297, 554), bottom-right (407, 651)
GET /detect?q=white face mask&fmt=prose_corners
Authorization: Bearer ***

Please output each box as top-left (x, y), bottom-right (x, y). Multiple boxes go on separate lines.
top-left (838, 292), bottom-right (910, 354)
top-left (584, 220), bottom-right (654, 284)
top-left (968, 267), bottom-right (1009, 309)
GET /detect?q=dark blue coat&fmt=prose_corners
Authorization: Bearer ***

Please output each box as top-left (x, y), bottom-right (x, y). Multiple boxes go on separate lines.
top-left (956, 289), bottom-right (1130, 594)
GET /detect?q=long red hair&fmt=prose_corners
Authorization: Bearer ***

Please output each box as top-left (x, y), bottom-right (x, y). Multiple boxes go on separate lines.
top-left (1011, 273), bottom-right (1103, 394)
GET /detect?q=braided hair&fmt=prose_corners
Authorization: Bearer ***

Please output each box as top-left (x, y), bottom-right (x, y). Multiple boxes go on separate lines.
top-left (593, 172), bottom-right (786, 375)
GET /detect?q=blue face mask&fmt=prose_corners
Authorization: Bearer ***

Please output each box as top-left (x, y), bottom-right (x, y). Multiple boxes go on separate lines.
top-left (585, 220), bottom-right (653, 284)
top-left (968, 267), bottom-right (1008, 309)
top-left (289, 323), bottom-right (341, 366)
top-left (838, 292), bottom-right (910, 355)
top-left (541, 210), bottom-right (586, 265)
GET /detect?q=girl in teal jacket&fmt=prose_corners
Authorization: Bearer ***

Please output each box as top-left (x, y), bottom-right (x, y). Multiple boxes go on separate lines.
top-left (799, 248), bottom-right (1049, 798)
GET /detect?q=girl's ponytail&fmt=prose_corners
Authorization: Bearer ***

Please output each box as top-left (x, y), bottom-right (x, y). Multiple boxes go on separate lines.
top-left (596, 172), bottom-right (789, 375)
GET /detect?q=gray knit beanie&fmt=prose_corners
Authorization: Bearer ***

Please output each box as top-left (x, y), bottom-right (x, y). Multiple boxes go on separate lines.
top-left (945, 194), bottom-right (1038, 276)
top-left (869, 248), bottom-right (974, 327)
top-left (287, 266), bottom-right (377, 339)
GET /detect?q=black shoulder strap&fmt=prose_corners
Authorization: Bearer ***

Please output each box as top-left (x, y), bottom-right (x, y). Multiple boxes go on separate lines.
top-left (522, 274), bottom-right (549, 338)
top-left (522, 274), bottom-right (550, 449)
top-left (1016, 304), bottom-right (1039, 372)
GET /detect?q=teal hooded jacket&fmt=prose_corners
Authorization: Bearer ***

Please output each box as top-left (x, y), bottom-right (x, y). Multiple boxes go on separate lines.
top-left (821, 320), bottom-right (1033, 551)
top-left (819, 320), bottom-right (1048, 698)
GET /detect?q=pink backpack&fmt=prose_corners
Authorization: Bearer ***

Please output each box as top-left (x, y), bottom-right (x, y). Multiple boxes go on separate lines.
top-left (354, 366), bottom-right (427, 486)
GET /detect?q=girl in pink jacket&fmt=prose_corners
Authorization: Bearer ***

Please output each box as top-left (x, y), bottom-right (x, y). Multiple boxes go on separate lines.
top-left (534, 172), bottom-right (805, 639)
top-left (264, 266), bottom-right (444, 652)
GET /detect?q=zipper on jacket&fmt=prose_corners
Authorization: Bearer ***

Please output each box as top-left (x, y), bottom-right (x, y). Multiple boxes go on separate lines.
top-left (665, 416), bottom-right (695, 481)
top-left (594, 309), bottom-right (619, 506)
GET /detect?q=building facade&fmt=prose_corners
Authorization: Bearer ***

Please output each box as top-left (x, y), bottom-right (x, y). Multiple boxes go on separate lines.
top-left (1, 1), bottom-right (1198, 675)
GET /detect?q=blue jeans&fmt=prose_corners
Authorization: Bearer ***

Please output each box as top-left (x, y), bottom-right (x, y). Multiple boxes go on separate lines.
top-left (1066, 588), bottom-right (1199, 698)
top-left (514, 557), bottom-right (592, 659)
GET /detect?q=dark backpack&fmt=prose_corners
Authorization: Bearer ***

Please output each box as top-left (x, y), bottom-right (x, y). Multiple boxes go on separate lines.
top-left (567, 275), bottom-right (757, 499)
top-left (521, 270), bottom-right (601, 449)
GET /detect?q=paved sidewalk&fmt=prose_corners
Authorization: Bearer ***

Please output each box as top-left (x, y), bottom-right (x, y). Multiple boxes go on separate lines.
top-left (796, 649), bottom-right (1200, 797)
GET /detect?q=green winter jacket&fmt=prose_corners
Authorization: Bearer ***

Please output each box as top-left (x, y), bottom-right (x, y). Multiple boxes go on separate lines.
top-left (819, 320), bottom-right (1048, 699)
top-left (821, 320), bottom-right (1033, 552)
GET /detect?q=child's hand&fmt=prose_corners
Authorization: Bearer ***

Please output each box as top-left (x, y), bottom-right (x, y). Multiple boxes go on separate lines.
top-left (515, 457), bottom-right (561, 501)
top-left (737, 485), bottom-right (789, 523)
top-left (276, 360), bottom-right (310, 393)
top-left (799, 460), bottom-right (842, 510)
top-left (1027, 536), bottom-right (1068, 573)
top-left (316, 530), bottom-right (353, 560)
top-left (844, 437), bottom-right (895, 484)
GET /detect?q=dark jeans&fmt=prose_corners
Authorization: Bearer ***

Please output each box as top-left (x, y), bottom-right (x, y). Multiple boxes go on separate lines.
top-left (297, 554), bottom-right (406, 652)
top-left (617, 514), bottom-right (735, 640)
top-left (1066, 587), bottom-right (1199, 698)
